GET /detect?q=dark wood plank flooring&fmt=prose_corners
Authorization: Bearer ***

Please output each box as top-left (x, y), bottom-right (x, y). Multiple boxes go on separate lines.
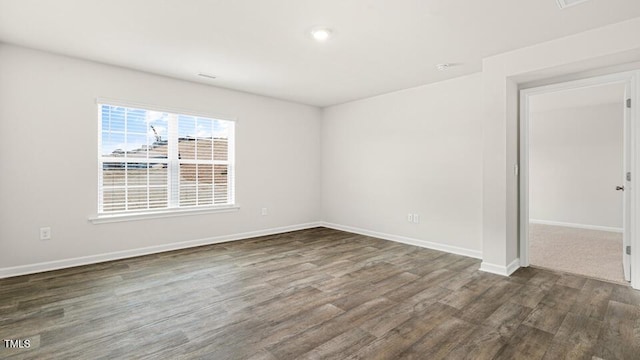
top-left (1, 227), bottom-right (639, 359)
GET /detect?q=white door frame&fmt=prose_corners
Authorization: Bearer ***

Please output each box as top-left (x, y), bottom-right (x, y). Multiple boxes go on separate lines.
top-left (519, 70), bottom-right (640, 290)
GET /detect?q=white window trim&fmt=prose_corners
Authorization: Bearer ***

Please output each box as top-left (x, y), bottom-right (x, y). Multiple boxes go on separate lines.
top-left (89, 205), bottom-right (240, 224)
top-left (95, 98), bottom-right (238, 123)
top-left (93, 98), bottom-right (238, 222)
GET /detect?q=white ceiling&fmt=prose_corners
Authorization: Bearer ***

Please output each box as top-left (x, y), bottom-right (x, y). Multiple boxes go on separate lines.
top-left (530, 83), bottom-right (627, 113)
top-left (1, 1), bottom-right (640, 107)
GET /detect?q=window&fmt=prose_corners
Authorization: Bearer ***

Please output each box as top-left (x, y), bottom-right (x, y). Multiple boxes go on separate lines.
top-left (98, 101), bottom-right (235, 216)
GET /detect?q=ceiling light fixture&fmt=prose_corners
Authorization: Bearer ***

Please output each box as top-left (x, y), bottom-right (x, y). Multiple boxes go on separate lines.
top-left (556, 0), bottom-right (590, 9)
top-left (310, 27), bottom-right (332, 42)
top-left (436, 63), bottom-right (451, 71)
top-left (197, 73), bottom-right (217, 80)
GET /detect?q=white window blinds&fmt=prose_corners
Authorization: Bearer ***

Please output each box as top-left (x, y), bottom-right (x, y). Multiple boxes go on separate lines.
top-left (98, 102), bottom-right (235, 215)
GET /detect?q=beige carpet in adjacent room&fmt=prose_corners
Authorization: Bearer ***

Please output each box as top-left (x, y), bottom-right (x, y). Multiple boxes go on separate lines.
top-left (529, 223), bottom-right (626, 284)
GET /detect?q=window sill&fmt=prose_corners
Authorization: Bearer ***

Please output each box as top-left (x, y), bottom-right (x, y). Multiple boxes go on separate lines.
top-left (89, 205), bottom-right (240, 224)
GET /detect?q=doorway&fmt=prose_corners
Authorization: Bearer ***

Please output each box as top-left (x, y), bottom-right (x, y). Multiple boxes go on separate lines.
top-left (520, 72), bottom-right (637, 284)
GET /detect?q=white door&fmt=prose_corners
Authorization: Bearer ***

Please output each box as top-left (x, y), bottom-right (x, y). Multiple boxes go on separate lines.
top-left (623, 84), bottom-right (632, 282)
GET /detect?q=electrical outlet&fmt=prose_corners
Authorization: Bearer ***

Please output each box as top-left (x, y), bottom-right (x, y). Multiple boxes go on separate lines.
top-left (413, 214), bottom-right (420, 224)
top-left (407, 213), bottom-right (413, 222)
top-left (261, 208), bottom-right (268, 216)
top-left (40, 227), bottom-right (51, 240)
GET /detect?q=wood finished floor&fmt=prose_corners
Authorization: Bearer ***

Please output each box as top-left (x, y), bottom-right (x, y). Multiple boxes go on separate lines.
top-left (1, 227), bottom-right (639, 360)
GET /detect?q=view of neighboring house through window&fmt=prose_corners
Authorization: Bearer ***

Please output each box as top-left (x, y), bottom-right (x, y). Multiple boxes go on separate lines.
top-left (98, 102), bottom-right (235, 215)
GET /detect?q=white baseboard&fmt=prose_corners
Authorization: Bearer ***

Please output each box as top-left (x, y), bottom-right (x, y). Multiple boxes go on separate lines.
top-left (0, 222), bottom-right (322, 279)
top-left (530, 219), bottom-right (623, 233)
top-left (320, 222), bottom-right (482, 259)
top-left (480, 258), bottom-right (521, 276)
top-left (0, 221), bottom-right (485, 279)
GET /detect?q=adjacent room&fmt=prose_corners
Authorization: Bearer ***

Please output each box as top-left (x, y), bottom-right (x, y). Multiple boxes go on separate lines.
top-left (527, 83), bottom-right (628, 283)
top-left (1, 0), bottom-right (640, 359)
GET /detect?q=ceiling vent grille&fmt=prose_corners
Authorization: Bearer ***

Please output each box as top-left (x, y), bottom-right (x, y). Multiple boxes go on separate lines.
top-left (556, 0), bottom-right (590, 9)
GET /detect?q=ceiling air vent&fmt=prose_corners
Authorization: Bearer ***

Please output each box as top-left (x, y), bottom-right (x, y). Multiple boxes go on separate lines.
top-left (197, 73), bottom-right (217, 80)
top-left (556, 0), bottom-right (590, 9)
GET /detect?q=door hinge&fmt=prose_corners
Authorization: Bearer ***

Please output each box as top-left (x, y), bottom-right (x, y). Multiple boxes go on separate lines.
top-left (627, 246), bottom-right (631, 255)
top-left (627, 98), bottom-right (632, 108)
top-left (627, 172), bottom-right (632, 182)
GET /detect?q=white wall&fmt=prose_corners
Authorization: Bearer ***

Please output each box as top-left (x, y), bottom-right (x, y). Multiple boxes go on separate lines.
top-left (529, 104), bottom-right (623, 229)
top-left (481, 17), bottom-right (640, 276)
top-left (0, 44), bottom-right (321, 272)
top-left (321, 74), bottom-right (483, 256)
top-left (4, 18), bottom-right (640, 284)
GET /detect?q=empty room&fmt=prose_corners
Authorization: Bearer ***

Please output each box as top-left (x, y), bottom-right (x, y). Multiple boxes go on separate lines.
top-left (525, 83), bottom-right (629, 283)
top-left (1, 1), bottom-right (640, 359)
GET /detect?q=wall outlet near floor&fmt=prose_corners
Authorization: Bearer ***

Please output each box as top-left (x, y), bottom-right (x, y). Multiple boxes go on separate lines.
top-left (40, 227), bottom-right (51, 240)
top-left (261, 208), bottom-right (268, 216)
top-left (407, 213), bottom-right (420, 224)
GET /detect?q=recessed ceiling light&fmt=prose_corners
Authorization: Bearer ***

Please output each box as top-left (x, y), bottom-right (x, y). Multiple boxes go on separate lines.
top-left (310, 27), bottom-right (332, 42)
top-left (197, 73), bottom-right (217, 80)
top-left (556, 0), bottom-right (590, 9)
top-left (436, 63), bottom-right (451, 71)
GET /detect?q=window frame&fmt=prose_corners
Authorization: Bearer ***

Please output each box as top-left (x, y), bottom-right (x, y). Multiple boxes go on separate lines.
top-left (91, 98), bottom-right (238, 223)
